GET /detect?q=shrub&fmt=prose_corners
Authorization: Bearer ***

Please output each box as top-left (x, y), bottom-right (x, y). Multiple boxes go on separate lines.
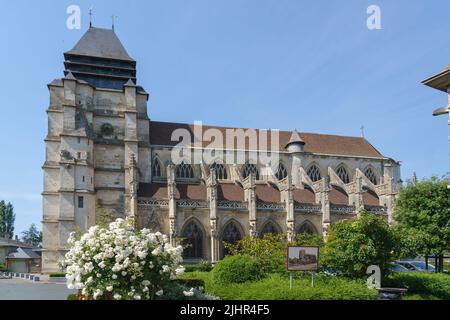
top-left (62, 217), bottom-right (185, 300)
top-left (0, 263), bottom-right (7, 271)
top-left (67, 294), bottom-right (78, 300)
top-left (226, 234), bottom-right (287, 274)
top-left (294, 233), bottom-right (325, 247)
top-left (174, 278), bottom-right (206, 289)
top-left (212, 255), bottom-right (264, 284)
top-left (184, 260), bottom-right (213, 273)
top-left (49, 272), bottom-right (66, 278)
top-left (385, 273), bottom-right (450, 300)
top-left (227, 233), bottom-right (326, 274)
top-left (322, 211), bottom-right (399, 278)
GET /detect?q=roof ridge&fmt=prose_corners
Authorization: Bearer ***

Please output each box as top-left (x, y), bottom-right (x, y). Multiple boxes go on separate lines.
top-left (149, 120), bottom-right (366, 139)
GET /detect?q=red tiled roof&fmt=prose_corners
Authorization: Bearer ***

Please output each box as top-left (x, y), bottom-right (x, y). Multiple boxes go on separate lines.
top-left (138, 183), bottom-right (205, 200)
top-left (149, 121), bottom-right (384, 158)
top-left (256, 185), bottom-right (281, 203)
top-left (217, 183), bottom-right (245, 202)
top-left (137, 182), bottom-right (378, 206)
top-left (138, 183), bottom-right (169, 198)
top-left (330, 185), bottom-right (349, 205)
top-left (177, 184), bottom-right (206, 201)
top-left (293, 187), bottom-right (316, 204)
top-left (363, 189), bottom-right (380, 206)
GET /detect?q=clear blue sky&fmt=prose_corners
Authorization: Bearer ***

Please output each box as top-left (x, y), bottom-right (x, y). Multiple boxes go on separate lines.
top-left (0, 0), bottom-right (449, 235)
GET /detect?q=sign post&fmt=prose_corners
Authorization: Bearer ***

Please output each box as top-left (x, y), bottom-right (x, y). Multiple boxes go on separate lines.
top-left (286, 246), bottom-right (319, 289)
top-left (290, 272), bottom-right (293, 289)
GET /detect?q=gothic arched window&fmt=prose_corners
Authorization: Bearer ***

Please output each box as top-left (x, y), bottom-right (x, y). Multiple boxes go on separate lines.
top-left (260, 221), bottom-right (281, 237)
top-left (210, 163), bottom-right (228, 180)
top-left (181, 221), bottom-right (203, 259)
top-left (152, 159), bottom-right (162, 178)
top-left (336, 165), bottom-right (350, 184)
top-left (222, 222), bottom-right (243, 257)
top-left (364, 167), bottom-right (378, 185)
top-left (176, 161), bottom-right (194, 179)
top-left (307, 165), bottom-right (321, 182)
top-left (242, 163), bottom-right (259, 180)
top-left (297, 221), bottom-right (317, 235)
top-left (275, 163), bottom-right (288, 180)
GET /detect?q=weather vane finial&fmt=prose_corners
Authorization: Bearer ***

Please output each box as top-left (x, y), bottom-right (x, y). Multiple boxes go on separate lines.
top-left (89, 7), bottom-right (94, 28)
top-left (112, 15), bottom-right (118, 31)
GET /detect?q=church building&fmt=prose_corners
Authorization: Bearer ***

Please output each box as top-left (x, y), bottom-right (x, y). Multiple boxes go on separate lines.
top-left (42, 27), bottom-right (401, 273)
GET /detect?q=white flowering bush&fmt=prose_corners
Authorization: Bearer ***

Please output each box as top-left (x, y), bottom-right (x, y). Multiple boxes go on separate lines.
top-left (63, 218), bottom-right (185, 300)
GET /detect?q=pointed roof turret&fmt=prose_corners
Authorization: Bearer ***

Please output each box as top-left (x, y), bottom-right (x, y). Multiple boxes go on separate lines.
top-left (286, 130), bottom-right (305, 147)
top-left (285, 130), bottom-right (306, 153)
top-left (65, 27), bottom-right (134, 62)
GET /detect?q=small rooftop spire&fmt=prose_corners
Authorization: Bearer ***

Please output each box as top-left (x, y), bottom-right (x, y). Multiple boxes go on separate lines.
top-left (286, 130), bottom-right (305, 147)
top-left (285, 129), bottom-right (305, 153)
top-left (412, 172), bottom-right (417, 185)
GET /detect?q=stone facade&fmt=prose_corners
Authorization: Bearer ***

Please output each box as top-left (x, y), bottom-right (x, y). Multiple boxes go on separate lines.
top-left (42, 27), bottom-right (401, 273)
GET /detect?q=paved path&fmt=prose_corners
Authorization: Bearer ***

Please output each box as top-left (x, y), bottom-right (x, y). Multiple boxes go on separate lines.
top-left (0, 278), bottom-right (76, 300)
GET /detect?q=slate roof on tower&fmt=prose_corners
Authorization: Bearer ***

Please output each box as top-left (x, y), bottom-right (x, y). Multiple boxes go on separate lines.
top-left (65, 27), bottom-right (134, 61)
top-left (63, 27), bottom-right (137, 90)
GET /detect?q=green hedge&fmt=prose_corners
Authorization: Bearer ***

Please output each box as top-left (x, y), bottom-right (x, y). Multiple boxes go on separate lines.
top-left (385, 273), bottom-right (450, 300)
top-left (184, 260), bottom-right (213, 273)
top-left (182, 272), bottom-right (377, 300)
top-left (212, 255), bottom-right (265, 284)
top-left (49, 272), bottom-right (66, 278)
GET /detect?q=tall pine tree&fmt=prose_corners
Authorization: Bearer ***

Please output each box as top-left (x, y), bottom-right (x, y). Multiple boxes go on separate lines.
top-left (0, 200), bottom-right (15, 239)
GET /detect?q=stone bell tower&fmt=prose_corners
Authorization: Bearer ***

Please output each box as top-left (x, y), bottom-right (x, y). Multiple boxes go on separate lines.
top-left (42, 26), bottom-right (151, 273)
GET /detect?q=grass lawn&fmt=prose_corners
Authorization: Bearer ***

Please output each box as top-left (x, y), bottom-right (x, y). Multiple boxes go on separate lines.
top-left (181, 272), bottom-right (378, 300)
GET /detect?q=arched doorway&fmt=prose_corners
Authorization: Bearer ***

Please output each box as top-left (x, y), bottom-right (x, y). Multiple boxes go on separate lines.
top-left (221, 221), bottom-right (243, 257)
top-left (181, 220), bottom-right (204, 259)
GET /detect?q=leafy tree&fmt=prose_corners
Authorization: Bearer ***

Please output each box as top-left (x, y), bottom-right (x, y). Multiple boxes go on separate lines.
top-left (394, 175), bottom-right (450, 271)
top-left (227, 232), bottom-right (325, 274)
top-left (322, 211), bottom-right (399, 278)
top-left (0, 200), bottom-right (15, 239)
top-left (21, 223), bottom-right (42, 247)
top-left (226, 233), bottom-right (287, 273)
